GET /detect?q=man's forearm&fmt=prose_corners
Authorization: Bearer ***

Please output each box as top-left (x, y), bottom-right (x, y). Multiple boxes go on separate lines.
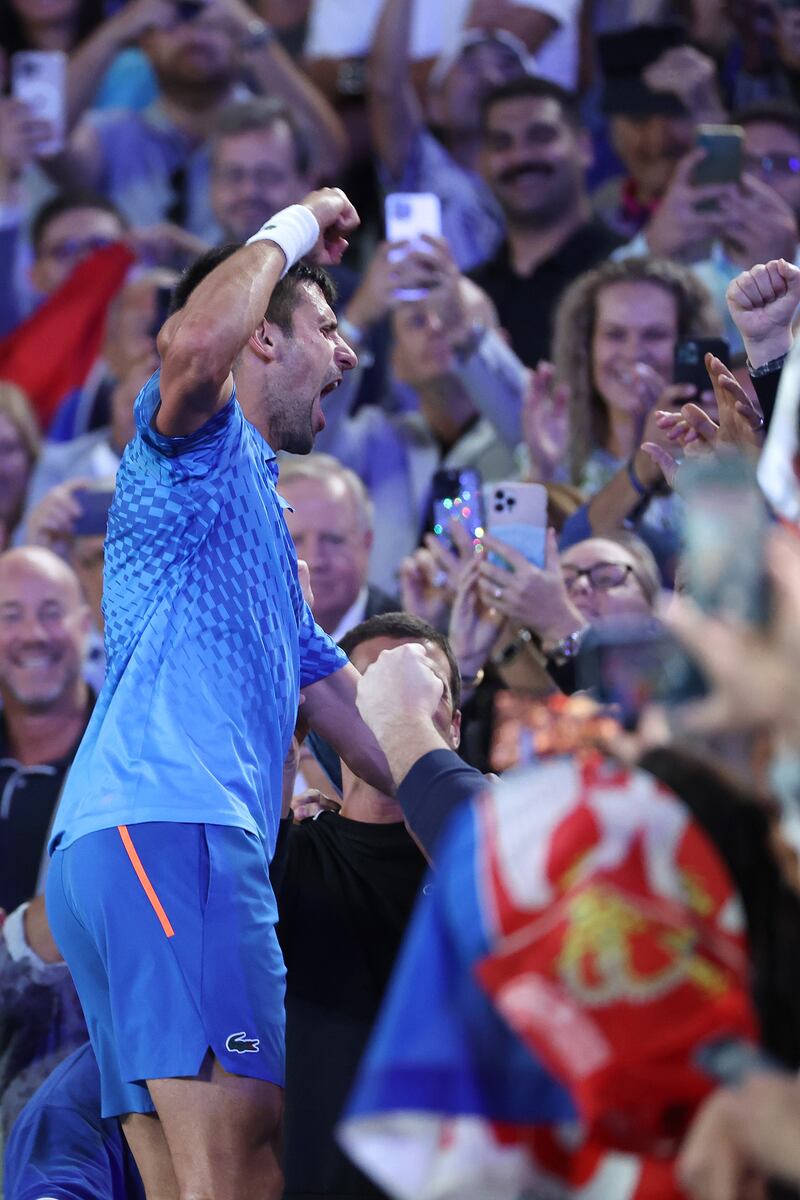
top-left (157, 239), bottom-right (286, 428)
top-left (396, 745), bottom-right (484, 857)
top-left (245, 39), bottom-right (347, 179)
top-left (584, 450), bottom-right (657, 537)
top-left (65, 9), bottom-right (137, 133)
top-left (304, 664), bottom-right (396, 794)
top-left (453, 327), bottom-right (526, 450)
top-left (374, 716), bottom-right (451, 790)
top-left (368, 0), bottom-right (422, 179)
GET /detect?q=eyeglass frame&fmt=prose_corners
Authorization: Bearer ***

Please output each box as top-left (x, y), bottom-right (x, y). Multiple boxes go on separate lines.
top-left (561, 560), bottom-right (636, 592)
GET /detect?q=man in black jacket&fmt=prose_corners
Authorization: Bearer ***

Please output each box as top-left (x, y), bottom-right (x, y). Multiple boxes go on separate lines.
top-left (274, 612), bottom-right (461, 1200)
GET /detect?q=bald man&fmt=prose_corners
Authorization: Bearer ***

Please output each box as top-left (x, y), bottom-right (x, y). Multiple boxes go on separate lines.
top-left (0, 547), bottom-right (93, 913)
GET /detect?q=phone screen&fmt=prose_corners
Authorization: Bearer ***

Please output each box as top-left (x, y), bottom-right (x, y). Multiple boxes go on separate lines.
top-left (692, 125), bottom-right (744, 189)
top-left (431, 468), bottom-right (485, 551)
top-left (385, 194), bottom-right (443, 301)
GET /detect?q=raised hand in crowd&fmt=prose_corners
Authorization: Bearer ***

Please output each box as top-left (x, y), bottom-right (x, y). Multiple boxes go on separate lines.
top-left (642, 43), bottom-right (726, 123)
top-left (726, 258), bottom-right (800, 368)
top-left (719, 173), bottom-right (798, 269)
top-left (400, 521), bottom-right (475, 628)
top-left (341, 238), bottom-right (460, 345)
top-left (24, 478), bottom-right (96, 558)
top-left (522, 362), bottom-right (570, 483)
top-left (0, 98), bottom-right (53, 200)
top-left (447, 559), bottom-right (504, 689)
top-left (644, 148), bottom-right (735, 260)
top-left (644, 354), bottom-right (764, 486)
top-left (476, 529), bottom-right (586, 652)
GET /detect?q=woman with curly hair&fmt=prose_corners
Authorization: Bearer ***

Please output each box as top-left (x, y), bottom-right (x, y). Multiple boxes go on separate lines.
top-left (520, 256), bottom-right (721, 580)
top-left (550, 255), bottom-right (721, 490)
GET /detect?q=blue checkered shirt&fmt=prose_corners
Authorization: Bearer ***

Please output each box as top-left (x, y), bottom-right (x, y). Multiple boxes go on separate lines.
top-left (51, 371), bottom-right (347, 857)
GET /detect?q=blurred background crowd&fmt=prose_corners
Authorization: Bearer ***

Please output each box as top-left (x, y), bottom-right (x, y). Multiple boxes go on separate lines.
top-left (6, 0), bottom-right (800, 1197)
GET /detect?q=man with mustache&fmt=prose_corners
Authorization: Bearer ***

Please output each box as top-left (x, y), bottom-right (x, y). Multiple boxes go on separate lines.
top-left (470, 77), bottom-right (624, 368)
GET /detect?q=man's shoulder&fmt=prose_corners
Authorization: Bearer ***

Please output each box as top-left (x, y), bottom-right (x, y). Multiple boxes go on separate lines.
top-left (468, 242), bottom-right (510, 286)
top-left (572, 217), bottom-right (626, 258)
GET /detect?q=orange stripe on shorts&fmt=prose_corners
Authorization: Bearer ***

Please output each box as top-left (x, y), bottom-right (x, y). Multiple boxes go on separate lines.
top-left (117, 825), bottom-right (175, 938)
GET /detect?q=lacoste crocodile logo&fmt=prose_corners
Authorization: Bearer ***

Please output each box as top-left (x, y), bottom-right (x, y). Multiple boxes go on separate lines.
top-left (225, 1031), bottom-right (260, 1054)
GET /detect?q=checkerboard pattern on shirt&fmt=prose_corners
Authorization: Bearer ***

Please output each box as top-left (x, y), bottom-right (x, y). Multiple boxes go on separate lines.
top-left (51, 370), bottom-right (347, 858)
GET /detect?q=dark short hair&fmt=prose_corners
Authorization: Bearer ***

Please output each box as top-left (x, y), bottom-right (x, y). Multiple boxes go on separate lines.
top-left (339, 612), bottom-right (462, 712)
top-left (212, 97), bottom-right (313, 178)
top-left (169, 248), bottom-right (337, 332)
top-left (732, 101), bottom-right (800, 142)
top-left (31, 191), bottom-right (126, 255)
top-left (480, 75), bottom-right (582, 132)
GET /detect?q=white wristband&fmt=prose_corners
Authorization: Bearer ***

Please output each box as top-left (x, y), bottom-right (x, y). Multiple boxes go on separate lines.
top-left (246, 204), bottom-right (320, 278)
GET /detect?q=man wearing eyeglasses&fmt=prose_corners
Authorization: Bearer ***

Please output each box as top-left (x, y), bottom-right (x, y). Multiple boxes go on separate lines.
top-left (476, 531), bottom-right (660, 670)
top-left (738, 103), bottom-right (800, 228)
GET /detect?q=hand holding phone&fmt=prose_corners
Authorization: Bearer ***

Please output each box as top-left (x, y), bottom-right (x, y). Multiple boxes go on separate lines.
top-left (11, 52), bottom-right (67, 156)
top-left (431, 468), bottom-right (485, 551)
top-left (385, 193), bottom-right (443, 301)
top-left (691, 124), bottom-right (744, 189)
top-left (72, 488), bottom-right (115, 537)
top-left (483, 481), bottom-right (547, 569)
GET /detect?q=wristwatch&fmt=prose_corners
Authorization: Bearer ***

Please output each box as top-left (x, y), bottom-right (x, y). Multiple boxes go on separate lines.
top-left (548, 627), bottom-right (588, 666)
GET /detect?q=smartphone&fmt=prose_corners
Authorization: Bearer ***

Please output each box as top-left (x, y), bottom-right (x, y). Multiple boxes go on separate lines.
top-left (11, 51), bottom-right (67, 156)
top-left (385, 193), bottom-right (443, 301)
top-left (576, 620), bottom-right (707, 730)
top-left (679, 454), bottom-right (771, 628)
top-left (484, 481), bottom-right (547, 569)
top-left (431, 467), bottom-right (486, 551)
top-left (692, 124), bottom-right (744, 188)
top-left (673, 337), bottom-right (729, 391)
top-left (72, 488), bottom-right (115, 538)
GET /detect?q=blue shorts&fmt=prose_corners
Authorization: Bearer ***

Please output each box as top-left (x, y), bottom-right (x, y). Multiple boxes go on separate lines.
top-left (46, 822), bottom-right (286, 1119)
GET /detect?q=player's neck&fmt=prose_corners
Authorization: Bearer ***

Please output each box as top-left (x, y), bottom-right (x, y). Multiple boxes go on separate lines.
top-left (3, 680), bottom-right (89, 767)
top-left (339, 770), bottom-right (404, 823)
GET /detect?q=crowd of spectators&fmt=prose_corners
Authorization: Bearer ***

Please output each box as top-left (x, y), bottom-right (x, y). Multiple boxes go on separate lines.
top-left (6, 0), bottom-right (800, 1197)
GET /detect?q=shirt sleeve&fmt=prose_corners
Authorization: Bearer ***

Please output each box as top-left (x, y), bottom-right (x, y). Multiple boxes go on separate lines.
top-left (297, 599), bottom-right (349, 688)
top-left (133, 369), bottom-right (243, 481)
top-left (397, 748), bottom-right (485, 856)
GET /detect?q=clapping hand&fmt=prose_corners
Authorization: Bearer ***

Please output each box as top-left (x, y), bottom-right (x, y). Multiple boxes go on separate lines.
top-left (522, 361), bottom-right (570, 482)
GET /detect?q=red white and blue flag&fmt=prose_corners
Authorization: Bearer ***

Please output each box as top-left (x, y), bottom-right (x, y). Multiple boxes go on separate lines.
top-left (339, 754), bottom-right (758, 1199)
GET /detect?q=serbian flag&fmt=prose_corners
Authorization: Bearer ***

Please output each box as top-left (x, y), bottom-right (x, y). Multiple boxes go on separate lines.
top-left (339, 754), bottom-right (758, 1199)
top-left (0, 242), bottom-right (135, 433)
